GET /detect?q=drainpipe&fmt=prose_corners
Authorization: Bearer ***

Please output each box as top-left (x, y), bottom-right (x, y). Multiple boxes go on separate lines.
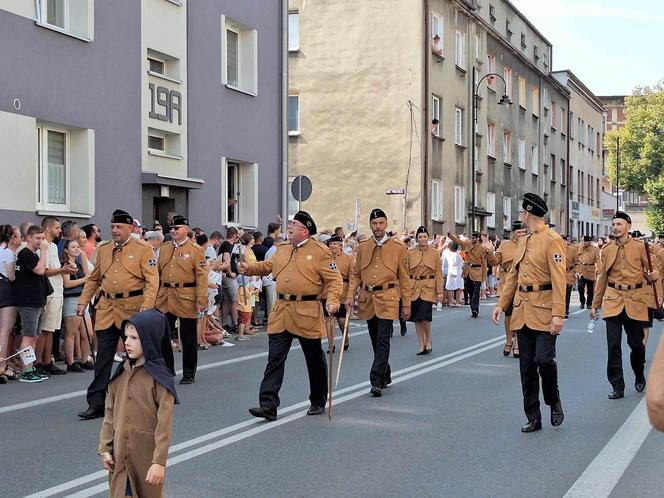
top-left (281, 0), bottom-right (289, 232)
top-left (566, 93), bottom-right (571, 235)
top-left (422, 0), bottom-right (430, 232)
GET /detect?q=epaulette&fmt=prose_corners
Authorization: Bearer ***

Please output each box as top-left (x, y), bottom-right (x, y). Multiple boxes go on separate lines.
top-left (311, 239), bottom-right (332, 253)
top-left (134, 238), bottom-right (151, 247)
top-left (192, 242), bottom-right (202, 249)
top-left (97, 240), bottom-right (112, 248)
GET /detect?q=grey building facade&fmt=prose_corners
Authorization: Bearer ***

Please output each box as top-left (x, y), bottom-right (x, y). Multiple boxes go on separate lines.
top-left (0, 0), bottom-right (284, 232)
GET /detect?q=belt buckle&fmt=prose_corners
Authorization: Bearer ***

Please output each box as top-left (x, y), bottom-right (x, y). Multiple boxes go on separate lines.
top-left (620, 284), bottom-right (629, 291)
top-left (367, 285), bottom-right (375, 292)
top-left (283, 293), bottom-right (292, 301)
top-left (520, 285), bottom-right (528, 292)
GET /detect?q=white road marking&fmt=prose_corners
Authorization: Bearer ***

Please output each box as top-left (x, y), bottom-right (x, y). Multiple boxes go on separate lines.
top-left (25, 336), bottom-right (504, 498)
top-left (473, 363), bottom-right (515, 368)
top-left (572, 309), bottom-right (587, 315)
top-left (563, 398), bottom-right (652, 498)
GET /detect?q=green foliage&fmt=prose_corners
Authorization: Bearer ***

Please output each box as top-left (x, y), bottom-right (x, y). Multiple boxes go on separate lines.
top-left (604, 82), bottom-right (664, 228)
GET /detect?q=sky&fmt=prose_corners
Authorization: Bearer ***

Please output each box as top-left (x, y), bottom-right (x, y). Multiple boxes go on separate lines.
top-left (508, 0), bottom-right (663, 96)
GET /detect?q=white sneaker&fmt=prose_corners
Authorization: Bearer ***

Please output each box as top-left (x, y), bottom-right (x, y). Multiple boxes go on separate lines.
top-left (236, 335), bottom-right (250, 341)
top-left (221, 342), bottom-right (235, 347)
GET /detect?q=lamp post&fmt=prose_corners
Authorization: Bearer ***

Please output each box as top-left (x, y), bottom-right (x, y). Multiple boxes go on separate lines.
top-left (471, 69), bottom-right (512, 232)
top-left (615, 136), bottom-right (620, 211)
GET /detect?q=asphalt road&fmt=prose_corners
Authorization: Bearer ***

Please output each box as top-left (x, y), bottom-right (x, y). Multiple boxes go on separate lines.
top-left (2, 294), bottom-right (663, 498)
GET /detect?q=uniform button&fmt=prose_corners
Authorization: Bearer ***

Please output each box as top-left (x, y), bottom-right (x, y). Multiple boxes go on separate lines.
top-left (114, 270), bottom-right (118, 273)
top-left (116, 259), bottom-right (120, 262)
top-left (525, 298), bottom-right (529, 301)
top-left (289, 268), bottom-right (292, 271)
top-left (523, 274), bottom-right (528, 277)
top-left (169, 274), bottom-right (173, 277)
top-left (113, 281), bottom-right (117, 284)
top-left (375, 265), bottom-right (378, 268)
top-left (285, 279), bottom-right (289, 282)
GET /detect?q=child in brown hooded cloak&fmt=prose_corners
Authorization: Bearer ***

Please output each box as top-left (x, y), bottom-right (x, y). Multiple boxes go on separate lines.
top-left (99, 309), bottom-right (179, 498)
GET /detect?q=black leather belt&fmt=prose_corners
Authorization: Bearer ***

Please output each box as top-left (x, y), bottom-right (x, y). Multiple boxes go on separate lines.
top-left (342, 278), bottom-right (349, 283)
top-left (410, 275), bottom-right (435, 280)
top-left (582, 263), bottom-right (596, 266)
top-left (162, 282), bottom-right (196, 288)
top-left (100, 289), bottom-right (143, 299)
top-left (278, 293), bottom-right (319, 302)
top-left (469, 264), bottom-right (482, 268)
top-left (363, 283), bottom-right (396, 292)
top-left (608, 281), bottom-right (646, 291)
top-left (519, 283), bottom-right (552, 292)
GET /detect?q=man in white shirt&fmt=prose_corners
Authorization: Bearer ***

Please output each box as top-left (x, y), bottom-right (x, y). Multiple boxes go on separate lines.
top-left (36, 217), bottom-right (77, 377)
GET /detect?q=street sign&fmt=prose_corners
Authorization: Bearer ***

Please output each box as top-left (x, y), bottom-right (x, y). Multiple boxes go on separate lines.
top-left (386, 189), bottom-right (405, 195)
top-left (291, 175), bottom-right (312, 202)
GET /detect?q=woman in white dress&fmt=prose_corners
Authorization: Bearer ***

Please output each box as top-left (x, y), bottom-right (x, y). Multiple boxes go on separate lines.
top-left (443, 242), bottom-right (464, 306)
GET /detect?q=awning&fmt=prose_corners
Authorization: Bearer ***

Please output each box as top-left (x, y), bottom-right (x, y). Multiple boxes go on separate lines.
top-left (141, 173), bottom-right (204, 190)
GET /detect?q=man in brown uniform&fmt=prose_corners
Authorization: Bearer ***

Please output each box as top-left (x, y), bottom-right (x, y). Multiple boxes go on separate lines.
top-left (156, 214), bottom-right (208, 385)
top-left (239, 211), bottom-right (342, 420)
top-left (492, 193), bottom-right (566, 433)
top-left (346, 208), bottom-right (411, 397)
top-left (591, 212), bottom-right (658, 399)
top-left (575, 235), bottom-right (599, 310)
top-left (494, 220), bottom-right (526, 357)
top-left (564, 235), bottom-right (579, 319)
top-left (448, 231), bottom-right (497, 318)
top-left (77, 210), bottom-right (162, 420)
top-left (323, 234), bottom-right (354, 352)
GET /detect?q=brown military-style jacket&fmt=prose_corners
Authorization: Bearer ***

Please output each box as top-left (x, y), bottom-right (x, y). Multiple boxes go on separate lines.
top-left (565, 244), bottom-right (579, 286)
top-left (448, 233), bottom-right (498, 282)
top-left (347, 237), bottom-right (411, 321)
top-left (155, 239), bottom-right (208, 319)
top-left (321, 251), bottom-right (353, 300)
top-left (407, 246), bottom-right (444, 303)
top-left (657, 249), bottom-right (664, 299)
top-left (498, 225), bottom-right (566, 332)
top-left (99, 362), bottom-right (174, 498)
top-left (494, 239), bottom-right (519, 273)
top-left (245, 239), bottom-right (342, 339)
top-left (79, 237), bottom-right (159, 330)
top-left (591, 236), bottom-right (651, 321)
top-left (575, 245), bottom-right (599, 280)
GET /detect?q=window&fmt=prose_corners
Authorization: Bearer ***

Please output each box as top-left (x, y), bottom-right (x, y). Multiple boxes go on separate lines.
top-left (222, 159), bottom-right (258, 227)
top-left (503, 131), bottom-right (512, 163)
top-left (288, 12), bottom-right (299, 51)
top-left (455, 31), bottom-right (465, 68)
top-left (432, 180), bottom-right (443, 221)
top-left (147, 49), bottom-right (181, 81)
top-left (222, 15), bottom-right (258, 95)
top-left (506, 19), bottom-right (512, 35)
top-left (533, 45), bottom-right (539, 61)
top-left (560, 107), bottom-right (566, 134)
top-left (489, 4), bottom-right (496, 21)
top-left (36, 0), bottom-right (94, 41)
top-left (431, 13), bottom-right (443, 55)
top-left (43, 129), bottom-right (67, 208)
top-left (475, 33), bottom-right (480, 60)
top-left (432, 95), bottom-right (441, 136)
top-left (454, 107), bottom-right (464, 145)
top-left (562, 158), bottom-right (566, 185)
top-left (288, 95), bottom-right (300, 135)
top-left (487, 122), bottom-right (496, 157)
top-left (531, 86), bottom-right (539, 117)
top-left (454, 186), bottom-right (465, 223)
top-left (551, 102), bottom-right (558, 129)
top-left (518, 139), bottom-right (526, 169)
top-left (520, 32), bottom-right (526, 49)
top-left (149, 58), bottom-right (165, 74)
top-left (518, 76), bottom-right (526, 108)
top-left (487, 192), bottom-right (496, 228)
top-left (531, 145), bottom-right (539, 175)
top-left (569, 111), bottom-right (575, 139)
top-left (287, 178), bottom-right (299, 219)
top-left (503, 196), bottom-right (511, 230)
top-left (503, 66), bottom-right (512, 98)
top-left (551, 154), bottom-right (556, 182)
top-left (487, 53), bottom-right (496, 89)
top-left (148, 135), bottom-right (165, 151)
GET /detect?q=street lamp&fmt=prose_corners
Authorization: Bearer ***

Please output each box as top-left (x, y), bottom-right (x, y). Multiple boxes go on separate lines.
top-left (471, 69), bottom-right (512, 232)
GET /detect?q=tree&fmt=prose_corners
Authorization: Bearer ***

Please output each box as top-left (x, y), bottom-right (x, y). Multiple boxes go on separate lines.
top-left (604, 82), bottom-right (664, 229)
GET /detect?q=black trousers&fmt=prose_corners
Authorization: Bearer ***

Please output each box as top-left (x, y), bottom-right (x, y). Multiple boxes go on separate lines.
top-left (464, 277), bottom-right (473, 305)
top-left (578, 277), bottom-right (595, 308)
top-left (86, 323), bottom-right (174, 412)
top-left (367, 316), bottom-right (393, 388)
top-left (605, 310), bottom-right (646, 391)
top-left (259, 331), bottom-right (327, 413)
top-left (565, 284), bottom-right (573, 316)
top-left (469, 280), bottom-right (481, 315)
top-left (399, 301), bottom-right (407, 334)
top-left (516, 326), bottom-right (560, 421)
top-left (166, 313), bottom-right (197, 378)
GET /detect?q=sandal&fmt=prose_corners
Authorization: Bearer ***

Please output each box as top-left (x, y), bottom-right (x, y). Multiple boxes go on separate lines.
top-left (197, 344), bottom-right (210, 351)
top-left (503, 343), bottom-right (513, 357)
top-left (4, 368), bottom-right (17, 380)
top-left (513, 346), bottom-right (520, 358)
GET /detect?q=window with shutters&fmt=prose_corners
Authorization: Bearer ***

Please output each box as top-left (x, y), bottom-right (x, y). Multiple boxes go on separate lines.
top-left (487, 192), bottom-right (496, 228)
top-left (222, 15), bottom-right (258, 96)
top-left (454, 186), bottom-right (465, 224)
top-left (222, 158), bottom-right (258, 227)
top-left (455, 107), bottom-right (464, 145)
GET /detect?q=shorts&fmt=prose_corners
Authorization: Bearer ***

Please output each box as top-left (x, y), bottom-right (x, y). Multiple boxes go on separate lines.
top-left (41, 296), bottom-right (63, 332)
top-left (239, 311), bottom-right (251, 324)
top-left (18, 306), bottom-right (44, 337)
top-left (221, 277), bottom-right (238, 302)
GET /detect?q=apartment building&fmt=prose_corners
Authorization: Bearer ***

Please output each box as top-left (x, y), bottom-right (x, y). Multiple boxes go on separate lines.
top-left (553, 71), bottom-right (606, 237)
top-left (0, 0), bottom-right (285, 231)
top-left (288, 0), bottom-right (570, 236)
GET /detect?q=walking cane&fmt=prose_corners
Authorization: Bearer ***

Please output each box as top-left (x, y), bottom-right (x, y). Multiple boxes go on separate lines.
top-left (327, 317), bottom-right (334, 420)
top-left (81, 313), bottom-right (95, 366)
top-left (335, 304), bottom-right (352, 388)
top-left (643, 238), bottom-right (661, 313)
